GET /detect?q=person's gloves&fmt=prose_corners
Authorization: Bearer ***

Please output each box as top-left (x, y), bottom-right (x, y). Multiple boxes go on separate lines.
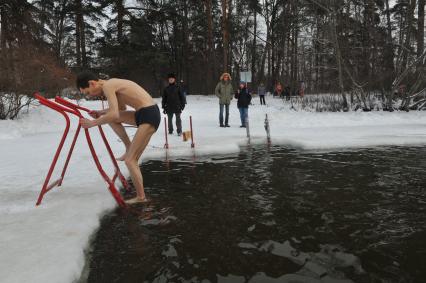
top-left (163, 109), bottom-right (167, 114)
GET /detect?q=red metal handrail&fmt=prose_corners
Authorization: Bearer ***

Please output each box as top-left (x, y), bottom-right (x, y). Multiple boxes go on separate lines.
top-left (163, 117), bottom-right (169, 149)
top-left (55, 97), bottom-right (129, 191)
top-left (34, 94), bottom-right (127, 207)
top-left (190, 115), bottom-right (195, 148)
top-left (34, 94), bottom-right (73, 206)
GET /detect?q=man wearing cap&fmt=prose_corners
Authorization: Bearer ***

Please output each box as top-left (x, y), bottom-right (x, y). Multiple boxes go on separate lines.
top-left (162, 73), bottom-right (186, 135)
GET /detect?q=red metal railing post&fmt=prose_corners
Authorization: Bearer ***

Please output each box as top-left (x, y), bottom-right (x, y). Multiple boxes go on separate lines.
top-left (36, 104), bottom-right (71, 206)
top-left (54, 97), bottom-right (127, 207)
top-left (58, 124), bottom-right (81, 186)
top-left (190, 115), bottom-right (195, 148)
top-left (83, 128), bottom-right (126, 207)
top-left (34, 95), bottom-right (127, 207)
top-left (97, 125), bottom-right (129, 190)
top-left (164, 117), bottom-right (169, 149)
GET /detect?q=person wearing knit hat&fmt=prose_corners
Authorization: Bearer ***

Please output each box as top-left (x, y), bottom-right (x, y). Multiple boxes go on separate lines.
top-left (214, 72), bottom-right (233, 127)
top-left (162, 73), bottom-right (186, 135)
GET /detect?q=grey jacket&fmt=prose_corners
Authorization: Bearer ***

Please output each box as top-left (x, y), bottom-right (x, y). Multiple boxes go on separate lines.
top-left (257, 85), bottom-right (266, 96)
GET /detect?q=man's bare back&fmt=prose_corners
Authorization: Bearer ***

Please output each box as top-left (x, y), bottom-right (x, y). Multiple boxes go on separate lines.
top-left (103, 78), bottom-right (155, 110)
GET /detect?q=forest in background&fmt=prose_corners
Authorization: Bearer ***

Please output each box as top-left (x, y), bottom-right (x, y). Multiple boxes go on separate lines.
top-left (1, 0), bottom-right (426, 118)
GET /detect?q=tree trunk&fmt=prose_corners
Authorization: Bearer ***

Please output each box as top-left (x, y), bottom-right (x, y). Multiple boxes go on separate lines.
top-left (0, 4), bottom-right (8, 88)
top-left (205, 0), bottom-right (215, 91)
top-left (292, 22), bottom-right (298, 90)
top-left (331, 10), bottom-right (348, 110)
top-left (182, 0), bottom-right (190, 82)
top-left (54, 0), bottom-right (68, 62)
top-left (0, 4), bottom-right (6, 51)
top-left (75, 0), bottom-right (82, 67)
top-left (80, 16), bottom-right (87, 67)
top-left (401, 0), bottom-right (416, 69)
top-left (116, 0), bottom-right (124, 43)
top-left (221, 0), bottom-right (229, 72)
top-left (384, 0), bottom-right (395, 90)
top-left (251, 9), bottom-right (257, 84)
top-left (418, 0), bottom-right (425, 57)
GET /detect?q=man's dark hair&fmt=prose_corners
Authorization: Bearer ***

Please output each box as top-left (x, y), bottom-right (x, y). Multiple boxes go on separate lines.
top-left (76, 71), bottom-right (99, 89)
top-left (167, 73), bottom-right (176, 79)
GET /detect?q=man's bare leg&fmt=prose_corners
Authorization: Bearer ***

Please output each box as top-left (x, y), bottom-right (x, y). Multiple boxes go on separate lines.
top-left (108, 111), bottom-right (136, 161)
top-left (124, 123), bottom-right (156, 204)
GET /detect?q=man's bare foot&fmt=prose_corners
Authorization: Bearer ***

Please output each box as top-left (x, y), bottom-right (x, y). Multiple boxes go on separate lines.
top-left (125, 197), bottom-right (150, 205)
top-left (116, 152), bottom-right (127, 161)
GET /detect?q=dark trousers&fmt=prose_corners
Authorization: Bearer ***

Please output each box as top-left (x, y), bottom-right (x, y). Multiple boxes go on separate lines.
top-left (167, 112), bottom-right (182, 134)
top-left (259, 95), bottom-right (266, 105)
top-left (219, 104), bottom-right (230, 126)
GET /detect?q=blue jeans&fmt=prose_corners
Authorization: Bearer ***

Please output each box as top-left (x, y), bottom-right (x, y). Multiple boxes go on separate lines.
top-left (219, 104), bottom-right (229, 126)
top-left (238, 107), bottom-right (248, 126)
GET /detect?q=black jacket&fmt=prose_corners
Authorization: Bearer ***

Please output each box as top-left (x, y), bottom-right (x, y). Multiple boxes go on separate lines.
top-left (162, 83), bottom-right (186, 114)
top-left (235, 87), bottom-right (252, 108)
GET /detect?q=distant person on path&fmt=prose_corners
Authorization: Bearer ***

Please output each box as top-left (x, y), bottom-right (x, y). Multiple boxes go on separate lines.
top-left (215, 72), bottom-right (233, 127)
top-left (300, 81), bottom-right (306, 97)
top-left (283, 85), bottom-right (291, 100)
top-left (162, 73), bottom-right (186, 136)
top-left (258, 82), bottom-right (266, 105)
top-left (77, 71), bottom-right (161, 204)
top-left (235, 82), bottom-right (252, 128)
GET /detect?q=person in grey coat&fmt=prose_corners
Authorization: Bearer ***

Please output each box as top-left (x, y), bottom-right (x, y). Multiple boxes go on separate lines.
top-left (214, 72), bottom-right (234, 127)
top-left (258, 82), bottom-right (266, 105)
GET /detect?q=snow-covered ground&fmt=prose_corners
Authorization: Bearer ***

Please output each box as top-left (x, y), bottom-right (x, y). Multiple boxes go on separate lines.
top-left (1, 94), bottom-right (426, 283)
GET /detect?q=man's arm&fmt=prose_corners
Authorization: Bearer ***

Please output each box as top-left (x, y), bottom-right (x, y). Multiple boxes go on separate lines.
top-left (88, 107), bottom-right (111, 118)
top-left (214, 83), bottom-right (221, 98)
top-left (81, 82), bottom-right (120, 128)
top-left (178, 88), bottom-right (186, 107)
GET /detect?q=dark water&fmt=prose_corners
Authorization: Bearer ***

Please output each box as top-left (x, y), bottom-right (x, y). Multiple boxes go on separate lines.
top-left (82, 146), bottom-right (426, 283)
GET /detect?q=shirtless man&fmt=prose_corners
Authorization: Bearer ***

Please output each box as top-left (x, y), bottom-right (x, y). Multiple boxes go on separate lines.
top-left (77, 71), bottom-right (161, 204)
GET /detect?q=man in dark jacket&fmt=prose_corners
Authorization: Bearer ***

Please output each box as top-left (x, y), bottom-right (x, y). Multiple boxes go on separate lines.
top-left (162, 73), bottom-right (186, 135)
top-left (235, 82), bottom-right (252, 127)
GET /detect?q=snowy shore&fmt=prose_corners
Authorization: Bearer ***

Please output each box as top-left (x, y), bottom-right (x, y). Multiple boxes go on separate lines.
top-left (1, 95), bottom-right (426, 283)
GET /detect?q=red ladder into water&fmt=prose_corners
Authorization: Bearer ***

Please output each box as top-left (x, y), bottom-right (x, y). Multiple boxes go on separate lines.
top-left (34, 93), bottom-right (129, 207)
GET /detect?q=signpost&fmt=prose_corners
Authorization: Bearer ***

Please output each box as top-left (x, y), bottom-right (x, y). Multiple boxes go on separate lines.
top-left (240, 71), bottom-right (252, 83)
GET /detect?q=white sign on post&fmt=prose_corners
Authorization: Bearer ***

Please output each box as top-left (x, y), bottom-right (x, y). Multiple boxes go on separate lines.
top-left (240, 71), bottom-right (252, 83)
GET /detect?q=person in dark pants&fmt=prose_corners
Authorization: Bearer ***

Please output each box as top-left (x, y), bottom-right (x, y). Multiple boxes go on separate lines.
top-left (258, 82), bottom-right (266, 105)
top-left (235, 82), bottom-right (252, 127)
top-left (162, 73), bottom-right (186, 136)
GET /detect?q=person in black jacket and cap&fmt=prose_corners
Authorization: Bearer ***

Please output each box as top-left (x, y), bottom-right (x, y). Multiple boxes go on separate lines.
top-left (162, 73), bottom-right (186, 135)
top-left (235, 82), bottom-right (252, 127)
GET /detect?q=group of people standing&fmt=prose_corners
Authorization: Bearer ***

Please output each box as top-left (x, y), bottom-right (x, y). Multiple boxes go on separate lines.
top-left (273, 81), bottom-right (305, 98)
top-left (163, 71), bottom-right (304, 132)
top-left (214, 72), bottom-right (253, 128)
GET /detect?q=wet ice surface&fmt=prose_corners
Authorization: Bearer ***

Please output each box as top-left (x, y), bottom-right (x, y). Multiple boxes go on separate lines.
top-left (82, 146), bottom-right (426, 283)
